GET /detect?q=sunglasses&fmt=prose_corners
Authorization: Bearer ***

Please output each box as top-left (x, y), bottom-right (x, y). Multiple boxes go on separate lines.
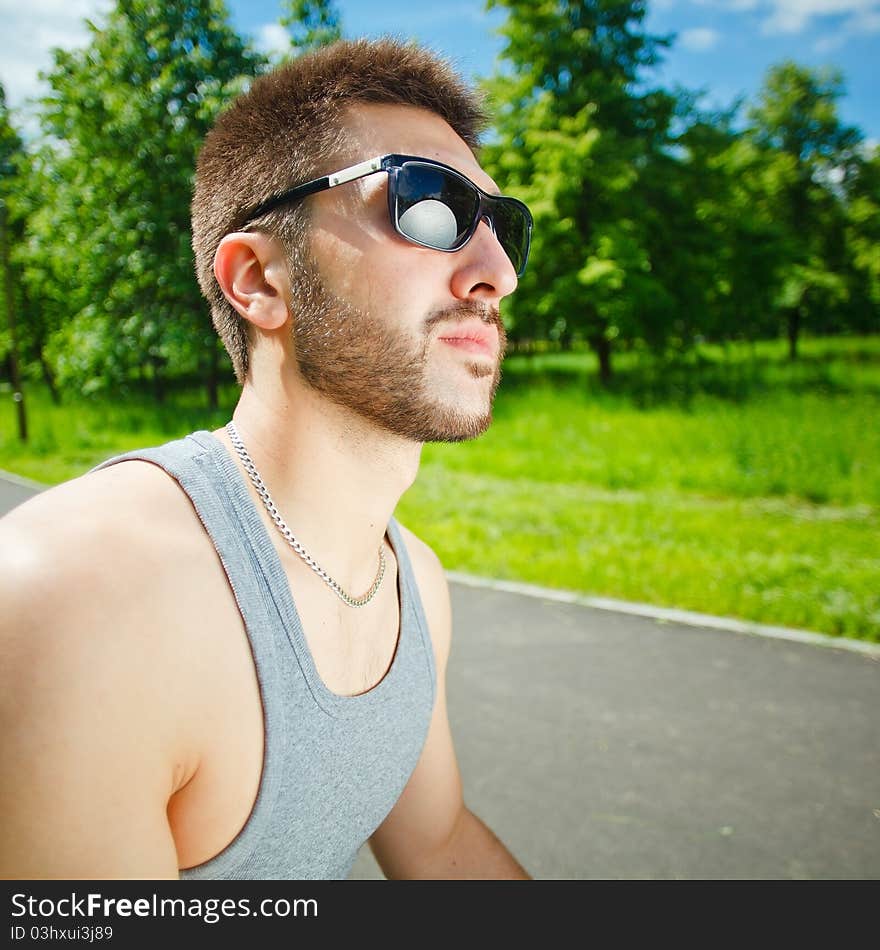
top-left (241, 153), bottom-right (533, 277)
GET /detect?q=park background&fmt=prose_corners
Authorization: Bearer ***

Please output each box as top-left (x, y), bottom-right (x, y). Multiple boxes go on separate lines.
top-left (0, 0), bottom-right (878, 643)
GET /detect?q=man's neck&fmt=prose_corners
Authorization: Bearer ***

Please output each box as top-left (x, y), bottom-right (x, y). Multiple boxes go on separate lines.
top-left (212, 380), bottom-right (423, 593)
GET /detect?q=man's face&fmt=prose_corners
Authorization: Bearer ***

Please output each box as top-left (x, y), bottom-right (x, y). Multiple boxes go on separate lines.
top-left (285, 102), bottom-right (519, 443)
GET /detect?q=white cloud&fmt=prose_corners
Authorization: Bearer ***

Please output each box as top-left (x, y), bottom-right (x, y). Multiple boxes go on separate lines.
top-left (698, 1), bottom-right (880, 34)
top-left (794, 2), bottom-right (880, 50)
top-left (769, 1), bottom-right (880, 34)
top-left (813, 32), bottom-right (848, 51)
top-left (680, 27), bottom-right (722, 50)
top-left (0, 0), bottom-right (112, 117)
top-left (853, 7), bottom-right (880, 27)
top-left (693, 0), bottom-right (760, 9)
top-left (253, 22), bottom-right (290, 61)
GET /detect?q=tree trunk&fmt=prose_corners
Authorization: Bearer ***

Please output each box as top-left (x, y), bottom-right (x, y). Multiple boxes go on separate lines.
top-left (787, 308), bottom-right (800, 361)
top-left (39, 352), bottom-right (60, 405)
top-left (0, 202), bottom-right (27, 441)
top-left (21, 285), bottom-right (61, 405)
top-left (151, 355), bottom-right (166, 404)
top-left (589, 333), bottom-right (613, 386)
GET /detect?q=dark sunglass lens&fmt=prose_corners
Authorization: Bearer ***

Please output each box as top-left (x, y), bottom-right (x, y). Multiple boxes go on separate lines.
top-left (493, 199), bottom-right (531, 274)
top-left (396, 164), bottom-right (478, 249)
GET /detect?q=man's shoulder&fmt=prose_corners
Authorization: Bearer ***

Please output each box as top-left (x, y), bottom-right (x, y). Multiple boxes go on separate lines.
top-left (394, 521), bottom-right (452, 663)
top-left (395, 521), bottom-right (444, 575)
top-left (0, 458), bottom-right (206, 622)
top-left (2, 457), bottom-right (200, 555)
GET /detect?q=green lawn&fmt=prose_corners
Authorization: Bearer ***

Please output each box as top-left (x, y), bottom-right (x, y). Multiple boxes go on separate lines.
top-left (2, 334), bottom-right (878, 641)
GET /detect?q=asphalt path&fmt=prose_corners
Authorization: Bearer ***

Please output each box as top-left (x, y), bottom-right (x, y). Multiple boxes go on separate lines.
top-left (2, 472), bottom-right (878, 880)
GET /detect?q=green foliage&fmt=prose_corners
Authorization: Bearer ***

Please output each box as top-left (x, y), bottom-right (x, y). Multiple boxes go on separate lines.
top-left (402, 335), bottom-right (880, 640)
top-left (4, 336), bottom-right (877, 640)
top-left (482, 1), bottom-right (707, 371)
top-left (748, 62), bottom-right (862, 165)
top-left (18, 1), bottom-right (264, 394)
top-left (0, 0), bottom-right (875, 404)
top-left (482, 5), bottom-right (878, 370)
top-left (0, 85), bottom-right (24, 364)
top-left (844, 144), bottom-right (880, 324)
top-left (280, 0), bottom-right (343, 55)
top-left (746, 61), bottom-right (865, 342)
top-left (0, 85), bottom-right (22, 182)
top-left (683, 129), bottom-right (788, 341)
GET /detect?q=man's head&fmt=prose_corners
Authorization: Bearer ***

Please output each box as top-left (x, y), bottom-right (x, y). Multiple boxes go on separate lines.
top-left (191, 37), bottom-right (525, 442)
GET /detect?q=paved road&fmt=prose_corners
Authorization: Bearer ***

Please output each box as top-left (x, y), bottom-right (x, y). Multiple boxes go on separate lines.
top-left (3, 473), bottom-right (878, 880)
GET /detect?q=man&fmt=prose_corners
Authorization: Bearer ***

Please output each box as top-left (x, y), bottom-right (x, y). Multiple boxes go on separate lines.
top-left (0, 38), bottom-right (532, 880)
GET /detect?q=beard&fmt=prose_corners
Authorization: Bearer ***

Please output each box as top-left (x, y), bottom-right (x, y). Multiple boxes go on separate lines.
top-left (286, 254), bottom-right (507, 443)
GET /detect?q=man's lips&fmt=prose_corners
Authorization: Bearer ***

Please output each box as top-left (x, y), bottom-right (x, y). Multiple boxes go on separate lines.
top-left (437, 320), bottom-right (499, 358)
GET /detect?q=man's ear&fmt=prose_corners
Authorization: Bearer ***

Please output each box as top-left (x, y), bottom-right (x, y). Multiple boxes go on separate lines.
top-left (213, 232), bottom-right (290, 331)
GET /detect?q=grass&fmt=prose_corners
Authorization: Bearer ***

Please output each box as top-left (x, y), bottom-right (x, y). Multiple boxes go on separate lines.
top-left (1, 333), bottom-right (878, 641)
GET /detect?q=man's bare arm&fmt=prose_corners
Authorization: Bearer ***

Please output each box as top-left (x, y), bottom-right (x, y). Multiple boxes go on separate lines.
top-left (368, 700), bottom-right (531, 879)
top-left (0, 497), bottom-right (182, 879)
top-left (368, 529), bottom-right (530, 880)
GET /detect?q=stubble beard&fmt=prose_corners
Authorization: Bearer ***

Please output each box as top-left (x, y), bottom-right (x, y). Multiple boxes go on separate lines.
top-left (287, 256), bottom-right (507, 443)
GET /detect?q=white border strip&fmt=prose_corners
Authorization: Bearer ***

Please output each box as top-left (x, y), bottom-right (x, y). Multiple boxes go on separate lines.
top-left (446, 571), bottom-right (880, 657)
top-left (0, 468), bottom-right (50, 490)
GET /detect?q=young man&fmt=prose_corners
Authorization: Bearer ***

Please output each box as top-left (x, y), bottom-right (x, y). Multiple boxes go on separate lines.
top-left (0, 38), bottom-right (533, 880)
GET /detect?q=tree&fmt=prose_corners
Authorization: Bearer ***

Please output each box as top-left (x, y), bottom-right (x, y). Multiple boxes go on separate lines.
top-left (747, 61), bottom-right (863, 358)
top-left (280, 0), bottom-right (342, 55)
top-left (7, 145), bottom-right (63, 405)
top-left (0, 84), bottom-right (28, 440)
top-left (481, 0), bottom-right (689, 385)
top-left (677, 105), bottom-right (789, 347)
top-left (26, 0), bottom-right (263, 404)
top-left (843, 144), bottom-right (880, 331)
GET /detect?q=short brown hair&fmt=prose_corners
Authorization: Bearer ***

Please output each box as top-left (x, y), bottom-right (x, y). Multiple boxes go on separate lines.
top-left (191, 37), bottom-right (488, 384)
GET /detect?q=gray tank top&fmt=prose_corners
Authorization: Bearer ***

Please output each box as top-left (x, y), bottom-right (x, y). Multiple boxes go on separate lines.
top-left (89, 429), bottom-right (436, 880)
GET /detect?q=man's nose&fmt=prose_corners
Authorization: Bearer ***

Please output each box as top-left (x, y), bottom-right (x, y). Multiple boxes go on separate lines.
top-left (449, 216), bottom-right (518, 303)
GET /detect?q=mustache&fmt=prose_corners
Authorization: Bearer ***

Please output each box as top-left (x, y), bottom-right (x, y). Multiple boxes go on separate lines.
top-left (424, 302), bottom-right (503, 332)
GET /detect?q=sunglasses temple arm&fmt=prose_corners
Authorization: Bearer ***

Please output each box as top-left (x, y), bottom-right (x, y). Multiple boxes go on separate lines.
top-left (242, 156), bottom-right (387, 225)
top-left (328, 156), bottom-right (384, 186)
top-left (243, 177), bottom-right (328, 223)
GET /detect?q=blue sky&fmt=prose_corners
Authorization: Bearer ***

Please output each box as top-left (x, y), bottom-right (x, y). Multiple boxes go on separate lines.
top-left (230, 0), bottom-right (880, 143)
top-left (2, 1), bottom-right (878, 142)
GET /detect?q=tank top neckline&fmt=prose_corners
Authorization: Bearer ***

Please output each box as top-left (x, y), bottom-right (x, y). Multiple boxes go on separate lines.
top-left (191, 429), bottom-right (410, 719)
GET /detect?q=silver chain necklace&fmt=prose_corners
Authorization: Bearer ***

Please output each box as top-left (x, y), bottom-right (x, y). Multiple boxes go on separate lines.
top-left (225, 420), bottom-right (386, 608)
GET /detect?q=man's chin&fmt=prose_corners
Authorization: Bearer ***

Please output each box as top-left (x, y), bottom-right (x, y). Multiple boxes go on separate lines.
top-left (417, 407), bottom-right (494, 444)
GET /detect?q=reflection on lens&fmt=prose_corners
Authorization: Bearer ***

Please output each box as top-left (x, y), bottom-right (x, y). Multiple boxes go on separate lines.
top-left (398, 199), bottom-right (459, 249)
